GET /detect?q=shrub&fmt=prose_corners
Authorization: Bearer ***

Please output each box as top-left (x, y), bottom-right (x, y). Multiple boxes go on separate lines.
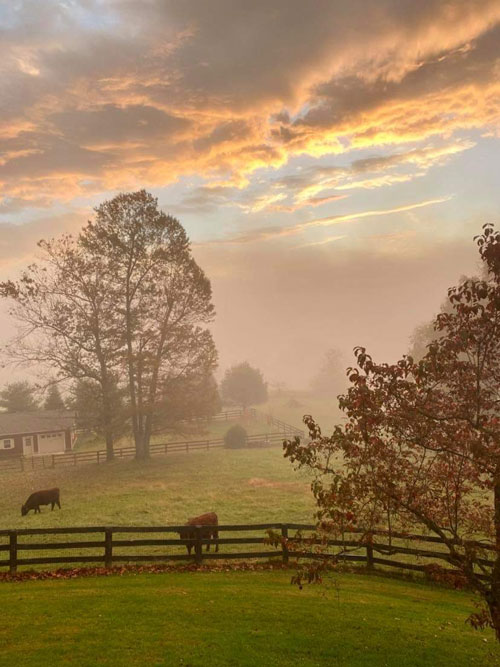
top-left (224, 424), bottom-right (248, 449)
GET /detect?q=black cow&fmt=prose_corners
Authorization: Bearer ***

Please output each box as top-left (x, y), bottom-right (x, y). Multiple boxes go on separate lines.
top-left (22, 488), bottom-right (61, 516)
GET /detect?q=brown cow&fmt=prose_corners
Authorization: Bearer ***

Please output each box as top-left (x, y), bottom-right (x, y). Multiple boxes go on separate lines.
top-left (178, 512), bottom-right (219, 555)
top-left (22, 488), bottom-right (61, 516)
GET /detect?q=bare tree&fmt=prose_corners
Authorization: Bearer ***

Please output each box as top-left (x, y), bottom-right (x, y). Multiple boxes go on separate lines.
top-left (0, 235), bottom-right (122, 460)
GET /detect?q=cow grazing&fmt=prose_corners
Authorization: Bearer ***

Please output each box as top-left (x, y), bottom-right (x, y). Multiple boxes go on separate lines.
top-left (178, 512), bottom-right (219, 555)
top-left (21, 488), bottom-right (61, 516)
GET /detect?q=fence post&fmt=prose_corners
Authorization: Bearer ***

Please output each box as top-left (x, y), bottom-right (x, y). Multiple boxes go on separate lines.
top-left (20, 458), bottom-right (24, 472)
top-left (206, 440), bottom-right (209, 450)
top-left (52, 454), bottom-right (55, 468)
top-left (186, 442), bottom-right (189, 453)
top-left (164, 443), bottom-right (168, 454)
top-left (97, 450), bottom-right (101, 465)
top-left (194, 526), bottom-right (203, 565)
top-left (104, 528), bottom-right (113, 568)
top-left (281, 524), bottom-right (289, 565)
top-left (9, 531), bottom-right (17, 574)
top-left (366, 532), bottom-right (374, 570)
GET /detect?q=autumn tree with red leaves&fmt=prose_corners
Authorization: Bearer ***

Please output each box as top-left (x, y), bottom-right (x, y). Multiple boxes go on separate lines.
top-left (284, 224), bottom-right (500, 639)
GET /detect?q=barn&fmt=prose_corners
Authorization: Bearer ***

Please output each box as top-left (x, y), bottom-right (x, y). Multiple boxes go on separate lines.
top-left (0, 410), bottom-right (76, 458)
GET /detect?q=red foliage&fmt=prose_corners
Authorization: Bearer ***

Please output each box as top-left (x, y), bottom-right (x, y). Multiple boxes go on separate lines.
top-left (0, 561), bottom-right (289, 584)
top-left (284, 224), bottom-right (500, 639)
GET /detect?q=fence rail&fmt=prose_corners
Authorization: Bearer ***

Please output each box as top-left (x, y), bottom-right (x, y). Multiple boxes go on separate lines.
top-left (0, 523), bottom-right (493, 579)
top-left (184, 409), bottom-right (304, 436)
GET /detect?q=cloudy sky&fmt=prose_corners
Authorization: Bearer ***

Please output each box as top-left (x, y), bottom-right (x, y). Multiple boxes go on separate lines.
top-left (1, 0), bottom-right (500, 387)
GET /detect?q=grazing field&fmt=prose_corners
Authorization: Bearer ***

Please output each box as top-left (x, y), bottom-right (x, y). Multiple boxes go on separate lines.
top-left (261, 392), bottom-right (345, 435)
top-left (74, 410), bottom-right (291, 452)
top-left (0, 570), bottom-right (497, 666)
top-left (0, 446), bottom-right (316, 529)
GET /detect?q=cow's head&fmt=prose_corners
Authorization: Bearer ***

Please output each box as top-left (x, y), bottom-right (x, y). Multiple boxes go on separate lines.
top-left (21, 504), bottom-right (28, 517)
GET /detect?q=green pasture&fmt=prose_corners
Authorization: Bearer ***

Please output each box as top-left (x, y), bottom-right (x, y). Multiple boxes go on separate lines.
top-left (0, 570), bottom-right (497, 666)
top-left (0, 438), bottom-right (472, 569)
top-left (0, 446), bottom-right (316, 529)
top-left (74, 411), bottom-right (287, 452)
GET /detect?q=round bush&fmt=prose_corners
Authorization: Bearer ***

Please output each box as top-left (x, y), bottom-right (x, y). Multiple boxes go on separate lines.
top-left (224, 424), bottom-right (248, 449)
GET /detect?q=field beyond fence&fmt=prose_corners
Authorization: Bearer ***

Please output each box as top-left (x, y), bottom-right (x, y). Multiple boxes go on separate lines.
top-left (0, 523), bottom-right (493, 581)
top-left (0, 409), bottom-right (305, 474)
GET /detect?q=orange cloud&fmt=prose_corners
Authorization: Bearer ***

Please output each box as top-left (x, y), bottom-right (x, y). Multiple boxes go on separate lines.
top-left (0, 2), bottom-right (498, 212)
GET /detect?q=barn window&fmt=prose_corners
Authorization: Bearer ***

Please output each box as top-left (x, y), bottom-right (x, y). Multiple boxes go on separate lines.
top-left (2, 439), bottom-right (12, 449)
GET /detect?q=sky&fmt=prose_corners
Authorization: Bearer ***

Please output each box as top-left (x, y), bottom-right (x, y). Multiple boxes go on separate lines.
top-left (1, 0), bottom-right (500, 388)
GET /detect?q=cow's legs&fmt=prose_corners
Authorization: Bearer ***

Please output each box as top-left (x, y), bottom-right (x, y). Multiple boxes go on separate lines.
top-left (56, 499), bottom-right (61, 509)
top-left (35, 506), bottom-right (40, 514)
top-left (51, 502), bottom-right (55, 510)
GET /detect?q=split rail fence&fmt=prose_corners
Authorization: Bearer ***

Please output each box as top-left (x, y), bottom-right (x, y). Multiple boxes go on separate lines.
top-left (0, 523), bottom-right (494, 580)
top-left (0, 409), bottom-right (305, 475)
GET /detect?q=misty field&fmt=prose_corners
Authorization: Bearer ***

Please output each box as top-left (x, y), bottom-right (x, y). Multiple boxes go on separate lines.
top-left (0, 446), bottom-right (316, 529)
top-left (74, 411), bottom-right (289, 452)
top-left (0, 570), bottom-right (497, 666)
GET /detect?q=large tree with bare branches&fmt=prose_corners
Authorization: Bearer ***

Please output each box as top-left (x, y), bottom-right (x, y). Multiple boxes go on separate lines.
top-left (1, 191), bottom-right (217, 461)
top-left (79, 190), bottom-right (217, 459)
top-left (0, 235), bottom-right (122, 460)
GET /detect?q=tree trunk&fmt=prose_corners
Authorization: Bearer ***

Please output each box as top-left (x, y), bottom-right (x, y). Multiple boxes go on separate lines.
top-left (104, 430), bottom-right (114, 462)
top-left (99, 372), bottom-right (114, 462)
top-left (134, 431), bottom-right (146, 460)
top-left (487, 597), bottom-right (500, 641)
top-left (125, 268), bottom-right (141, 458)
top-left (490, 476), bottom-right (500, 640)
top-left (143, 413), bottom-right (154, 460)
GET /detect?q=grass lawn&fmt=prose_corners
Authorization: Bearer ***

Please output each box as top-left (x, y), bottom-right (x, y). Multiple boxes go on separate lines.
top-left (0, 570), bottom-right (497, 666)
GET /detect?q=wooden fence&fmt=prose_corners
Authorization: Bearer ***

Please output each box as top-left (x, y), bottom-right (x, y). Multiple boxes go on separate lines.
top-left (0, 432), bottom-right (294, 474)
top-left (0, 523), bottom-right (494, 578)
top-left (188, 408), bottom-right (304, 436)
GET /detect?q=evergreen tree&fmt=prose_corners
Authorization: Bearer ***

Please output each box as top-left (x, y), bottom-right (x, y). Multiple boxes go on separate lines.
top-left (0, 381), bottom-right (38, 412)
top-left (44, 385), bottom-right (65, 411)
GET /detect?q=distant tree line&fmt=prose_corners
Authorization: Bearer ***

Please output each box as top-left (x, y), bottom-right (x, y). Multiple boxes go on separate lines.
top-left (0, 381), bottom-right (65, 413)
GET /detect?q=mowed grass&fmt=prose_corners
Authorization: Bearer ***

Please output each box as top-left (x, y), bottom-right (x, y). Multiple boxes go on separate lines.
top-left (0, 570), bottom-right (498, 666)
top-left (0, 446), bottom-right (316, 528)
